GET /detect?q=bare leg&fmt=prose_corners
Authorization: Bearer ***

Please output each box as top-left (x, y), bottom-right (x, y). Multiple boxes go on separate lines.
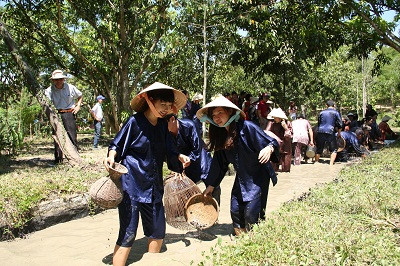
top-left (113, 245), bottom-right (131, 266)
top-left (148, 238), bottom-right (163, 253)
top-left (234, 227), bottom-right (247, 236)
top-left (314, 154), bottom-right (320, 162)
top-left (330, 152), bottom-right (337, 165)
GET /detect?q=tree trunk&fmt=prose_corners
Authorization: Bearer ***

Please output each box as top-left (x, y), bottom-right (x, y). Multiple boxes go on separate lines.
top-left (0, 20), bottom-right (83, 166)
top-left (362, 56), bottom-right (367, 118)
top-left (202, 6), bottom-right (208, 139)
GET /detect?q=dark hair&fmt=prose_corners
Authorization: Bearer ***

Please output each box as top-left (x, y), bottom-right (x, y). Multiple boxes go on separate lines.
top-left (326, 100), bottom-right (335, 107)
top-left (142, 89), bottom-right (174, 111)
top-left (355, 128), bottom-right (364, 137)
top-left (147, 89), bottom-right (174, 102)
top-left (245, 94), bottom-right (251, 101)
top-left (298, 113), bottom-right (305, 119)
top-left (206, 107), bottom-right (238, 151)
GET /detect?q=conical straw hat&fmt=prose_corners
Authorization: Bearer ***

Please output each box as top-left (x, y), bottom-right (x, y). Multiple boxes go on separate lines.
top-left (268, 108), bottom-right (288, 120)
top-left (196, 95), bottom-right (245, 120)
top-left (192, 93), bottom-right (204, 101)
top-left (130, 82), bottom-right (186, 112)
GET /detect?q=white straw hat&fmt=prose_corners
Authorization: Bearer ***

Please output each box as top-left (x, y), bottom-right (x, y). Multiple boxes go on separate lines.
top-left (130, 82), bottom-right (186, 112)
top-left (50, 69), bottom-right (68, 79)
top-left (196, 95), bottom-right (245, 121)
top-left (268, 108), bottom-right (288, 120)
top-left (192, 93), bottom-right (204, 101)
top-left (250, 96), bottom-right (259, 104)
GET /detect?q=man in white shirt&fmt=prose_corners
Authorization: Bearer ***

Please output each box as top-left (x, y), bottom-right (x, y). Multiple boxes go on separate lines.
top-left (45, 69), bottom-right (83, 163)
top-left (90, 95), bottom-right (105, 149)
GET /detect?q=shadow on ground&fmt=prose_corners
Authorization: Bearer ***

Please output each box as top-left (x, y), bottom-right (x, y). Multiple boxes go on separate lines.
top-left (101, 223), bottom-right (232, 265)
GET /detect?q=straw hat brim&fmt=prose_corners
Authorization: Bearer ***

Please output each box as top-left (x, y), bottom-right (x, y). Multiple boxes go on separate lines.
top-left (196, 96), bottom-right (245, 120)
top-left (192, 93), bottom-right (204, 101)
top-left (130, 82), bottom-right (186, 112)
top-left (268, 108), bottom-right (288, 120)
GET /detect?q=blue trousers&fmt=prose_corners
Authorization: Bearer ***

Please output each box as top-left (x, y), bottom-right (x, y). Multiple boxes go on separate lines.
top-left (93, 120), bottom-right (102, 148)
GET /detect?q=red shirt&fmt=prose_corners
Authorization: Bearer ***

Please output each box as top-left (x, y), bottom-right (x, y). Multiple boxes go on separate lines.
top-left (257, 100), bottom-right (271, 118)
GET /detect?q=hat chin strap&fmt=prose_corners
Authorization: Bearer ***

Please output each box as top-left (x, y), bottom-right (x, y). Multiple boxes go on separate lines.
top-left (200, 110), bottom-right (241, 127)
top-left (140, 93), bottom-right (178, 118)
top-left (141, 93), bottom-right (162, 118)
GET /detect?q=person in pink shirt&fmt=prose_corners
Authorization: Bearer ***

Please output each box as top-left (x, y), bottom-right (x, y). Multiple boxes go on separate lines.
top-left (291, 114), bottom-right (314, 165)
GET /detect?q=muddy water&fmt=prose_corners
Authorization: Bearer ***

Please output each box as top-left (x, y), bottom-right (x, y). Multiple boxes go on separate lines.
top-left (0, 160), bottom-right (346, 265)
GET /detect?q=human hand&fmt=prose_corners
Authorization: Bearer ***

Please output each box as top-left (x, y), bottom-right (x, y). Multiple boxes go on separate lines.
top-left (178, 154), bottom-right (191, 168)
top-left (281, 120), bottom-right (288, 130)
top-left (258, 145), bottom-right (274, 164)
top-left (72, 105), bottom-right (81, 114)
top-left (167, 115), bottom-right (178, 136)
top-left (104, 150), bottom-right (117, 171)
top-left (203, 186), bottom-right (214, 197)
top-left (104, 156), bottom-right (115, 171)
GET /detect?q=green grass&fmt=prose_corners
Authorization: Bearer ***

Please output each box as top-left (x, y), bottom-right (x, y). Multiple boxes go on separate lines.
top-left (0, 161), bottom-right (104, 236)
top-left (205, 141), bottom-right (400, 265)
top-left (0, 133), bottom-right (180, 239)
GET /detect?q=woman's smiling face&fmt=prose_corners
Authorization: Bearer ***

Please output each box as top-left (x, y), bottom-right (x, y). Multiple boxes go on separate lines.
top-left (212, 107), bottom-right (231, 127)
top-left (153, 99), bottom-right (173, 117)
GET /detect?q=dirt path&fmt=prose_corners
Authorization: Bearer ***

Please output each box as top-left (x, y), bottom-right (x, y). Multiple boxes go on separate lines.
top-left (0, 159), bottom-right (347, 265)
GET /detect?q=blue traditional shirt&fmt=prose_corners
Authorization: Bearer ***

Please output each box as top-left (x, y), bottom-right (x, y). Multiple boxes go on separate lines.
top-left (337, 131), bottom-right (364, 155)
top-left (318, 107), bottom-right (343, 135)
top-left (205, 120), bottom-right (279, 202)
top-left (109, 112), bottom-right (180, 203)
top-left (174, 119), bottom-right (211, 183)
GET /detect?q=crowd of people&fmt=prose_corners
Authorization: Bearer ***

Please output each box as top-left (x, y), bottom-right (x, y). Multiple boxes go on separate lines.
top-left (44, 71), bottom-right (397, 266)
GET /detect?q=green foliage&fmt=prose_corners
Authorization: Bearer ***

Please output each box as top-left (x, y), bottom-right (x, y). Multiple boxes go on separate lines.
top-left (0, 88), bottom-right (43, 154)
top-left (0, 150), bottom-right (105, 238)
top-left (207, 142), bottom-right (400, 265)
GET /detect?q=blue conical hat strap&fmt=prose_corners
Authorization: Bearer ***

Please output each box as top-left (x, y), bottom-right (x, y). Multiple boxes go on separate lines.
top-left (199, 110), bottom-right (241, 127)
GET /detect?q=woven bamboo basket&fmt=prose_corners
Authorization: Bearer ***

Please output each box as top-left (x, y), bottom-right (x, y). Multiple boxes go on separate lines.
top-left (108, 162), bottom-right (128, 180)
top-left (184, 193), bottom-right (219, 230)
top-left (89, 176), bottom-right (123, 209)
top-left (89, 162), bottom-right (128, 209)
top-left (164, 172), bottom-right (202, 230)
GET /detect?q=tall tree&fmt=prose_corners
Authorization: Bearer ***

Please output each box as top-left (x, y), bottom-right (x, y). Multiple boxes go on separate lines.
top-left (0, 19), bottom-right (82, 165)
top-left (1, 0), bottom-right (185, 131)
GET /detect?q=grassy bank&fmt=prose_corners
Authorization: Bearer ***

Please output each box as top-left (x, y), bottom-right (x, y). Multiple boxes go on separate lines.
top-left (206, 142), bottom-right (400, 265)
top-left (0, 134), bottom-right (108, 239)
top-left (0, 133), bottom-right (174, 239)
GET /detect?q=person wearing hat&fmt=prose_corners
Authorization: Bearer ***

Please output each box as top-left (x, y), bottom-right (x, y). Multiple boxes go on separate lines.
top-left (104, 82), bottom-right (190, 265)
top-left (265, 108), bottom-right (293, 172)
top-left (90, 95), bottom-right (106, 149)
top-left (346, 112), bottom-right (358, 132)
top-left (257, 93), bottom-right (273, 130)
top-left (379, 115), bottom-right (398, 141)
top-left (197, 95), bottom-right (279, 236)
top-left (315, 100), bottom-right (343, 165)
top-left (44, 69), bottom-right (83, 164)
